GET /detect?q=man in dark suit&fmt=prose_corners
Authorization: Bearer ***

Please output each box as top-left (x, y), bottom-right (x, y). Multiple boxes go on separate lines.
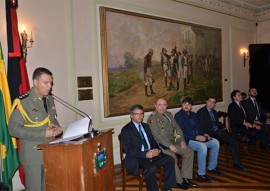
top-left (228, 90), bottom-right (269, 149)
top-left (121, 104), bottom-right (177, 191)
top-left (242, 87), bottom-right (270, 127)
top-left (197, 96), bottom-right (249, 171)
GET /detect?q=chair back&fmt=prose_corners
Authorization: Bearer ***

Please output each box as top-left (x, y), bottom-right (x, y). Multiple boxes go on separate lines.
top-left (118, 134), bottom-right (125, 167)
top-left (217, 111), bottom-right (230, 132)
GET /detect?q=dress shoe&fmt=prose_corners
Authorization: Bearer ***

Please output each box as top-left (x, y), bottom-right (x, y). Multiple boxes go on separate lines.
top-left (176, 183), bottom-right (189, 190)
top-left (182, 178), bottom-right (197, 187)
top-left (233, 164), bottom-right (250, 172)
top-left (198, 175), bottom-right (211, 182)
top-left (208, 168), bottom-right (223, 176)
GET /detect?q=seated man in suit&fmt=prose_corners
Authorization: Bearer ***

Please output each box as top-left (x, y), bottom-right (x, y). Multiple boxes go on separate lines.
top-left (228, 90), bottom-right (269, 149)
top-left (243, 87), bottom-right (270, 128)
top-left (121, 104), bottom-right (177, 191)
top-left (175, 97), bottom-right (223, 182)
top-left (197, 96), bottom-right (250, 171)
top-left (147, 98), bottom-right (196, 189)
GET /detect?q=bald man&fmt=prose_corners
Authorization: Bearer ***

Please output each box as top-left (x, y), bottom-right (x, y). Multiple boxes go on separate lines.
top-left (147, 98), bottom-right (196, 189)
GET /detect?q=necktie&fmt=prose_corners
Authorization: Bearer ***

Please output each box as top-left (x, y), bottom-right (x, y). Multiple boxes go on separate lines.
top-left (43, 97), bottom-right (48, 113)
top-left (253, 99), bottom-right (260, 119)
top-left (239, 102), bottom-right (246, 119)
top-left (138, 125), bottom-right (149, 150)
top-left (209, 110), bottom-right (218, 131)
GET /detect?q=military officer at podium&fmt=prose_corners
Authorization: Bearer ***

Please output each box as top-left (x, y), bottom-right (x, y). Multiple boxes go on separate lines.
top-left (9, 67), bottom-right (63, 191)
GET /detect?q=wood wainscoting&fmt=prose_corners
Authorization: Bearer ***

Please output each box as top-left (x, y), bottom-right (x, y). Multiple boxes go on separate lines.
top-left (114, 144), bottom-right (270, 191)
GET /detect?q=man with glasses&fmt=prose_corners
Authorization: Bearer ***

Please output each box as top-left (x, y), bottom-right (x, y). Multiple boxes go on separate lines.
top-left (197, 96), bottom-right (249, 172)
top-left (147, 98), bottom-right (196, 189)
top-left (120, 104), bottom-right (177, 191)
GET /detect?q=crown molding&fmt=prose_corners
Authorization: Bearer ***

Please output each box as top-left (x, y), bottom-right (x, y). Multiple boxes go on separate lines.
top-left (173, 0), bottom-right (270, 22)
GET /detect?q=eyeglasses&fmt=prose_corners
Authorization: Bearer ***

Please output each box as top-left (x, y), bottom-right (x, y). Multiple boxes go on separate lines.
top-left (132, 113), bottom-right (144, 116)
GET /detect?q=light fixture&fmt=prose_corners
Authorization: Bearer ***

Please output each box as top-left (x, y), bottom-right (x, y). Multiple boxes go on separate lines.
top-left (20, 25), bottom-right (34, 59)
top-left (240, 48), bottom-right (248, 67)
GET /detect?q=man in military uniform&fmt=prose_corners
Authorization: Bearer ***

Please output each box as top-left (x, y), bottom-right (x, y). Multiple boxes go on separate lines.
top-left (144, 49), bottom-right (155, 97)
top-left (8, 67), bottom-right (63, 191)
top-left (147, 98), bottom-right (196, 189)
top-left (161, 48), bottom-right (172, 90)
top-left (181, 50), bottom-right (189, 89)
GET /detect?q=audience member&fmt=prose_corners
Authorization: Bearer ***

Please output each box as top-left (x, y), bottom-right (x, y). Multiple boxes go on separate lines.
top-left (120, 104), bottom-right (177, 191)
top-left (147, 98), bottom-right (196, 189)
top-left (228, 90), bottom-right (269, 149)
top-left (174, 97), bottom-right (222, 183)
top-left (241, 92), bottom-right (248, 100)
top-left (242, 87), bottom-right (270, 126)
top-left (197, 96), bottom-right (250, 171)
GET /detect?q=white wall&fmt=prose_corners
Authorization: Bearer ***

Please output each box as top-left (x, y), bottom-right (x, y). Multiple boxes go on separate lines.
top-left (1, 0), bottom-right (266, 189)
top-left (257, 20), bottom-right (270, 43)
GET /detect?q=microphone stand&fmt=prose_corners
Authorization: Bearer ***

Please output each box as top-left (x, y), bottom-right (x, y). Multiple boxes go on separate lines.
top-left (51, 93), bottom-right (99, 138)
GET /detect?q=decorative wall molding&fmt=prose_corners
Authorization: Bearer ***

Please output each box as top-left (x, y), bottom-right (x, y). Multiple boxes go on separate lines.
top-left (173, 0), bottom-right (270, 22)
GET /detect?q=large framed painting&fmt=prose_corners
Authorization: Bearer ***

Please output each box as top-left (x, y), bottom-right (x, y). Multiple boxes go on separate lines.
top-left (100, 6), bottom-right (222, 117)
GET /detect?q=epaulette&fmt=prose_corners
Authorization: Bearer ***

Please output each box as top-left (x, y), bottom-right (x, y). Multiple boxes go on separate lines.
top-left (150, 111), bottom-right (156, 116)
top-left (19, 93), bottom-right (29, 100)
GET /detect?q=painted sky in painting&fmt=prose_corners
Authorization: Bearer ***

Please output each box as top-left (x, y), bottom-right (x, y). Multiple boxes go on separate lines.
top-left (106, 11), bottom-right (184, 68)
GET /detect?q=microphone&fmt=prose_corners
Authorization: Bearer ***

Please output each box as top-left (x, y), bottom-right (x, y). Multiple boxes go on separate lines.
top-left (50, 92), bottom-right (99, 137)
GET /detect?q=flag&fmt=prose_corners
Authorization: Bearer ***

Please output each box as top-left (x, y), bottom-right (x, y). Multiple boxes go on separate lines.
top-left (0, 41), bottom-right (20, 191)
top-left (6, 0), bottom-right (30, 185)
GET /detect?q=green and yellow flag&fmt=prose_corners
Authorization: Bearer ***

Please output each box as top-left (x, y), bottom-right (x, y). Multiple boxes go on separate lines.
top-left (0, 41), bottom-right (19, 190)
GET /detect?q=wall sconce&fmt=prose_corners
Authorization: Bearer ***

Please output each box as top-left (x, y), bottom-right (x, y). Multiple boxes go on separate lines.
top-left (20, 25), bottom-right (34, 59)
top-left (240, 48), bottom-right (249, 67)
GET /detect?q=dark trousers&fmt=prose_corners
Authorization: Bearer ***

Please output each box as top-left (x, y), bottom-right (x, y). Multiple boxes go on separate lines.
top-left (235, 124), bottom-right (269, 146)
top-left (139, 154), bottom-right (176, 190)
top-left (209, 130), bottom-right (241, 165)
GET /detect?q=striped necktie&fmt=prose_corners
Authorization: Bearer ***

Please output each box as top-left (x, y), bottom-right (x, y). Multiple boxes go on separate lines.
top-left (138, 125), bottom-right (149, 150)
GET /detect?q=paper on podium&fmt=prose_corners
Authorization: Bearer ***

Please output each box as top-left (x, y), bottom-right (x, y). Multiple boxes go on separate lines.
top-left (50, 117), bottom-right (91, 144)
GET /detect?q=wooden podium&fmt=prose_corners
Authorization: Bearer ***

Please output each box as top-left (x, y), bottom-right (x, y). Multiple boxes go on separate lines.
top-left (39, 129), bottom-right (115, 191)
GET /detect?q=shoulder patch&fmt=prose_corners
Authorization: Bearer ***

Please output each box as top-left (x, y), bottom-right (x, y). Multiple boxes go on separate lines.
top-left (19, 93), bottom-right (29, 100)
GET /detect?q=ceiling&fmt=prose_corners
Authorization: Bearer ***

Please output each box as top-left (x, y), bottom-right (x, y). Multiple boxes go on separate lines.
top-left (237, 0), bottom-right (270, 7)
top-left (174, 0), bottom-right (270, 22)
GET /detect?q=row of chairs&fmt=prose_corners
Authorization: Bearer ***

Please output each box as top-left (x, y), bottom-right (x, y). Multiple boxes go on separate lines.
top-left (118, 111), bottom-right (260, 190)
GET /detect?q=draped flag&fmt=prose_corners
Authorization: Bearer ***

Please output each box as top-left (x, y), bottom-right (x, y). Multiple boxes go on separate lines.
top-left (6, 0), bottom-right (30, 186)
top-left (0, 41), bottom-right (20, 191)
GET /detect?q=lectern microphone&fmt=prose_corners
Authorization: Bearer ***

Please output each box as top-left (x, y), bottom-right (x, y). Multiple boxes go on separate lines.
top-left (50, 92), bottom-right (99, 137)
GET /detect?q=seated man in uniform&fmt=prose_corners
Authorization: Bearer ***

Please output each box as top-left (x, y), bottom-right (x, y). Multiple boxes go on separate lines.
top-left (147, 98), bottom-right (196, 189)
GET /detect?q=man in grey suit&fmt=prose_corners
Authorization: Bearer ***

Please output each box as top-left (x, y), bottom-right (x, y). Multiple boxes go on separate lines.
top-left (147, 98), bottom-right (196, 189)
top-left (9, 67), bottom-right (63, 191)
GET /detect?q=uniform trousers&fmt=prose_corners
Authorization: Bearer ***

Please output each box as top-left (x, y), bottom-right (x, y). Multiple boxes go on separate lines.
top-left (162, 144), bottom-right (194, 184)
top-left (23, 164), bottom-right (45, 191)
